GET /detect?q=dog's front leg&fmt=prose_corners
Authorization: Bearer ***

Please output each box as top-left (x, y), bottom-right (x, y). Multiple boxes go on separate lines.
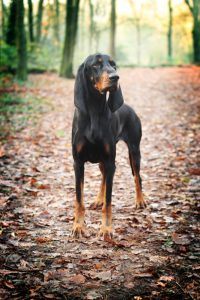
top-left (72, 160), bottom-right (85, 238)
top-left (99, 161), bottom-right (115, 239)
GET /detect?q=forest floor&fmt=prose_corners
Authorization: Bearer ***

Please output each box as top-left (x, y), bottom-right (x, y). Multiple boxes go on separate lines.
top-left (0, 67), bottom-right (199, 300)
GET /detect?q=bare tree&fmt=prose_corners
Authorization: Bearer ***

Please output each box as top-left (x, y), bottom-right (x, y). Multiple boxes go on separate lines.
top-left (168, 0), bottom-right (173, 62)
top-left (28, 0), bottom-right (34, 42)
top-left (185, 0), bottom-right (200, 63)
top-left (1, 0), bottom-right (7, 40)
top-left (60, 0), bottom-right (80, 78)
top-left (6, 0), bottom-right (17, 46)
top-left (110, 0), bottom-right (116, 59)
top-left (36, 0), bottom-right (44, 43)
top-left (54, 0), bottom-right (60, 42)
top-left (16, 0), bottom-right (27, 80)
top-left (129, 0), bottom-right (143, 66)
top-left (88, 0), bottom-right (94, 52)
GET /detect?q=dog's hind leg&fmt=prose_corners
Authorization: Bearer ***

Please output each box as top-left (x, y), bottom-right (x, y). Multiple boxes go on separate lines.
top-left (72, 160), bottom-right (86, 237)
top-left (129, 147), bottom-right (146, 209)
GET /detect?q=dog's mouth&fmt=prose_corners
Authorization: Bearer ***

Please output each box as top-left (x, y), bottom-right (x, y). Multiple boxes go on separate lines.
top-left (101, 82), bottom-right (118, 94)
top-left (94, 78), bottom-right (119, 94)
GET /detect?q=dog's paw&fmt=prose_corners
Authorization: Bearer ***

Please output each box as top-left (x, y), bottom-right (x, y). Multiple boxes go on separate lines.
top-left (98, 225), bottom-right (113, 240)
top-left (72, 222), bottom-right (85, 238)
top-left (89, 201), bottom-right (103, 210)
top-left (135, 195), bottom-right (147, 209)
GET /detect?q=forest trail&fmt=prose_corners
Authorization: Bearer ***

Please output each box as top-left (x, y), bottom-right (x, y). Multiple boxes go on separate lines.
top-left (0, 67), bottom-right (199, 299)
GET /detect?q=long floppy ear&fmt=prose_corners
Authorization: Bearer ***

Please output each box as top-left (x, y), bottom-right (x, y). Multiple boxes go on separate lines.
top-left (74, 63), bottom-right (88, 113)
top-left (107, 85), bottom-right (124, 112)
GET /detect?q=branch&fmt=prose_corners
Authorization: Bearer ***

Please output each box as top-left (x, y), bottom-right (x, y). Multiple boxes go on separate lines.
top-left (185, 0), bottom-right (194, 14)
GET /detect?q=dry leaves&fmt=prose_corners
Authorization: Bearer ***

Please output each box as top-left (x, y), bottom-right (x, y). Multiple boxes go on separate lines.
top-left (0, 68), bottom-right (199, 299)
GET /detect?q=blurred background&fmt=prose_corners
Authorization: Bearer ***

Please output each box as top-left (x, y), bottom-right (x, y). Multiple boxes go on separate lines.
top-left (0, 0), bottom-right (199, 80)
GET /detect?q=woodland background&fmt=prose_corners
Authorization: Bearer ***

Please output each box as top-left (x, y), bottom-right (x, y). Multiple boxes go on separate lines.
top-left (0, 1), bottom-right (200, 299)
top-left (0, 0), bottom-right (200, 80)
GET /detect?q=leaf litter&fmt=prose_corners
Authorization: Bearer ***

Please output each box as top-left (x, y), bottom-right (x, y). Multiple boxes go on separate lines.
top-left (0, 67), bottom-right (200, 299)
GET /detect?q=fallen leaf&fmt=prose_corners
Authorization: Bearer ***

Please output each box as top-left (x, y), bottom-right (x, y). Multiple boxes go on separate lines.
top-left (124, 281), bottom-right (134, 289)
top-left (159, 275), bottom-right (174, 282)
top-left (44, 294), bottom-right (55, 299)
top-left (36, 236), bottom-right (52, 243)
top-left (37, 184), bottom-right (50, 190)
top-left (188, 168), bottom-right (200, 175)
top-left (0, 270), bottom-right (18, 275)
top-left (95, 270), bottom-right (112, 282)
top-left (69, 274), bottom-right (86, 284)
top-left (4, 281), bottom-right (15, 289)
top-left (172, 232), bottom-right (190, 245)
top-left (0, 147), bottom-right (5, 157)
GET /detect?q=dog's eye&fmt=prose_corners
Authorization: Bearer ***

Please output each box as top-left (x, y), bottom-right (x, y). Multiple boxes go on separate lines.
top-left (109, 61), bottom-right (116, 69)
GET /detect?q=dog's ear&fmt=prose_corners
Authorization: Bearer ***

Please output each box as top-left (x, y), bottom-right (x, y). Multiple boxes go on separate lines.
top-left (107, 85), bottom-right (124, 112)
top-left (74, 63), bottom-right (88, 113)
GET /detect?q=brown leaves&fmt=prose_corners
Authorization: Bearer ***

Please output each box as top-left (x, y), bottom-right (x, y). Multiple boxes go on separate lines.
top-left (172, 232), bottom-right (191, 245)
top-left (29, 177), bottom-right (50, 190)
top-left (3, 281), bottom-right (15, 289)
top-left (35, 236), bottom-right (52, 244)
top-left (157, 275), bottom-right (174, 287)
top-left (1, 69), bottom-right (200, 299)
top-left (69, 274), bottom-right (86, 284)
top-left (44, 270), bottom-right (86, 285)
top-left (188, 168), bottom-right (200, 176)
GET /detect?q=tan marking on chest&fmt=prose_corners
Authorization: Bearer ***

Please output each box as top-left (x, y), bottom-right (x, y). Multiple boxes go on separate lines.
top-left (76, 142), bottom-right (84, 153)
top-left (104, 143), bottom-right (110, 154)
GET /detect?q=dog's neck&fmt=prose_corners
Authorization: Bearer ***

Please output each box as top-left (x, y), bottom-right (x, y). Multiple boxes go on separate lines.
top-left (86, 84), bottom-right (108, 115)
top-left (85, 86), bottom-right (110, 143)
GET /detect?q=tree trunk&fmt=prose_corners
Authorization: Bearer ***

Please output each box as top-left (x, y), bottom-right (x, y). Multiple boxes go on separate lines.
top-left (185, 0), bottom-right (200, 63)
top-left (36, 0), bottom-right (44, 43)
top-left (192, 0), bottom-right (200, 62)
top-left (54, 0), bottom-right (60, 42)
top-left (28, 0), bottom-right (34, 42)
top-left (168, 0), bottom-right (173, 62)
top-left (110, 0), bottom-right (116, 59)
top-left (6, 0), bottom-right (17, 46)
top-left (136, 18), bottom-right (141, 65)
top-left (16, 0), bottom-right (27, 81)
top-left (88, 0), bottom-right (94, 53)
top-left (60, 0), bottom-right (80, 78)
top-left (1, 0), bottom-right (7, 40)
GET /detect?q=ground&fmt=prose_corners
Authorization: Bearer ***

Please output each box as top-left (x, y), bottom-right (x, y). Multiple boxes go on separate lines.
top-left (0, 67), bottom-right (199, 300)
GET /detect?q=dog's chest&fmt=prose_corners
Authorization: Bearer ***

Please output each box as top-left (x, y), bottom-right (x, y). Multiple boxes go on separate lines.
top-left (85, 114), bottom-right (111, 144)
top-left (81, 140), bottom-right (110, 163)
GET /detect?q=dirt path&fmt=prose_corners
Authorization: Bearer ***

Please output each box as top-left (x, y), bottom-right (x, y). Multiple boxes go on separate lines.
top-left (0, 67), bottom-right (199, 299)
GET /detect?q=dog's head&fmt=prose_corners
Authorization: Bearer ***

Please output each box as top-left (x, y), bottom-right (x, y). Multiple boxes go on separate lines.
top-left (74, 53), bottom-right (124, 113)
top-left (84, 53), bottom-right (119, 94)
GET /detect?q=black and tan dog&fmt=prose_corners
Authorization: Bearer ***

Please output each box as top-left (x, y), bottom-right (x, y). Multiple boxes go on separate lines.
top-left (72, 53), bottom-right (146, 238)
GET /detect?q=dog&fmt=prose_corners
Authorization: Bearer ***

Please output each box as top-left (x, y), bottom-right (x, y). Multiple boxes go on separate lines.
top-left (72, 53), bottom-right (146, 238)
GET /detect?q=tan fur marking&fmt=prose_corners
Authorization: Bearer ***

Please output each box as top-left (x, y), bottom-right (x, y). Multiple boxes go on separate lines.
top-left (76, 142), bottom-right (84, 153)
top-left (130, 158), bottom-right (146, 208)
top-left (95, 72), bottom-right (110, 93)
top-left (74, 182), bottom-right (85, 223)
top-left (73, 182), bottom-right (85, 236)
top-left (104, 143), bottom-right (110, 154)
top-left (102, 202), bottom-right (112, 227)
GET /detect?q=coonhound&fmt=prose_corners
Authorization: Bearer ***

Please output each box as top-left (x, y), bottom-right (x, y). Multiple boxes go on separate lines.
top-left (72, 53), bottom-right (146, 238)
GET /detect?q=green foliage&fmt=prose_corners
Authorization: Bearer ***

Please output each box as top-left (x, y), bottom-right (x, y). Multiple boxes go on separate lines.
top-left (0, 41), bottom-right (17, 70)
top-left (0, 92), bottom-right (47, 140)
top-left (6, 0), bottom-right (17, 46)
top-left (28, 43), bottom-right (61, 72)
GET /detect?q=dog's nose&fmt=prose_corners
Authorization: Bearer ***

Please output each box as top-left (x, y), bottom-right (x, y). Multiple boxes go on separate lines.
top-left (109, 74), bottom-right (119, 81)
